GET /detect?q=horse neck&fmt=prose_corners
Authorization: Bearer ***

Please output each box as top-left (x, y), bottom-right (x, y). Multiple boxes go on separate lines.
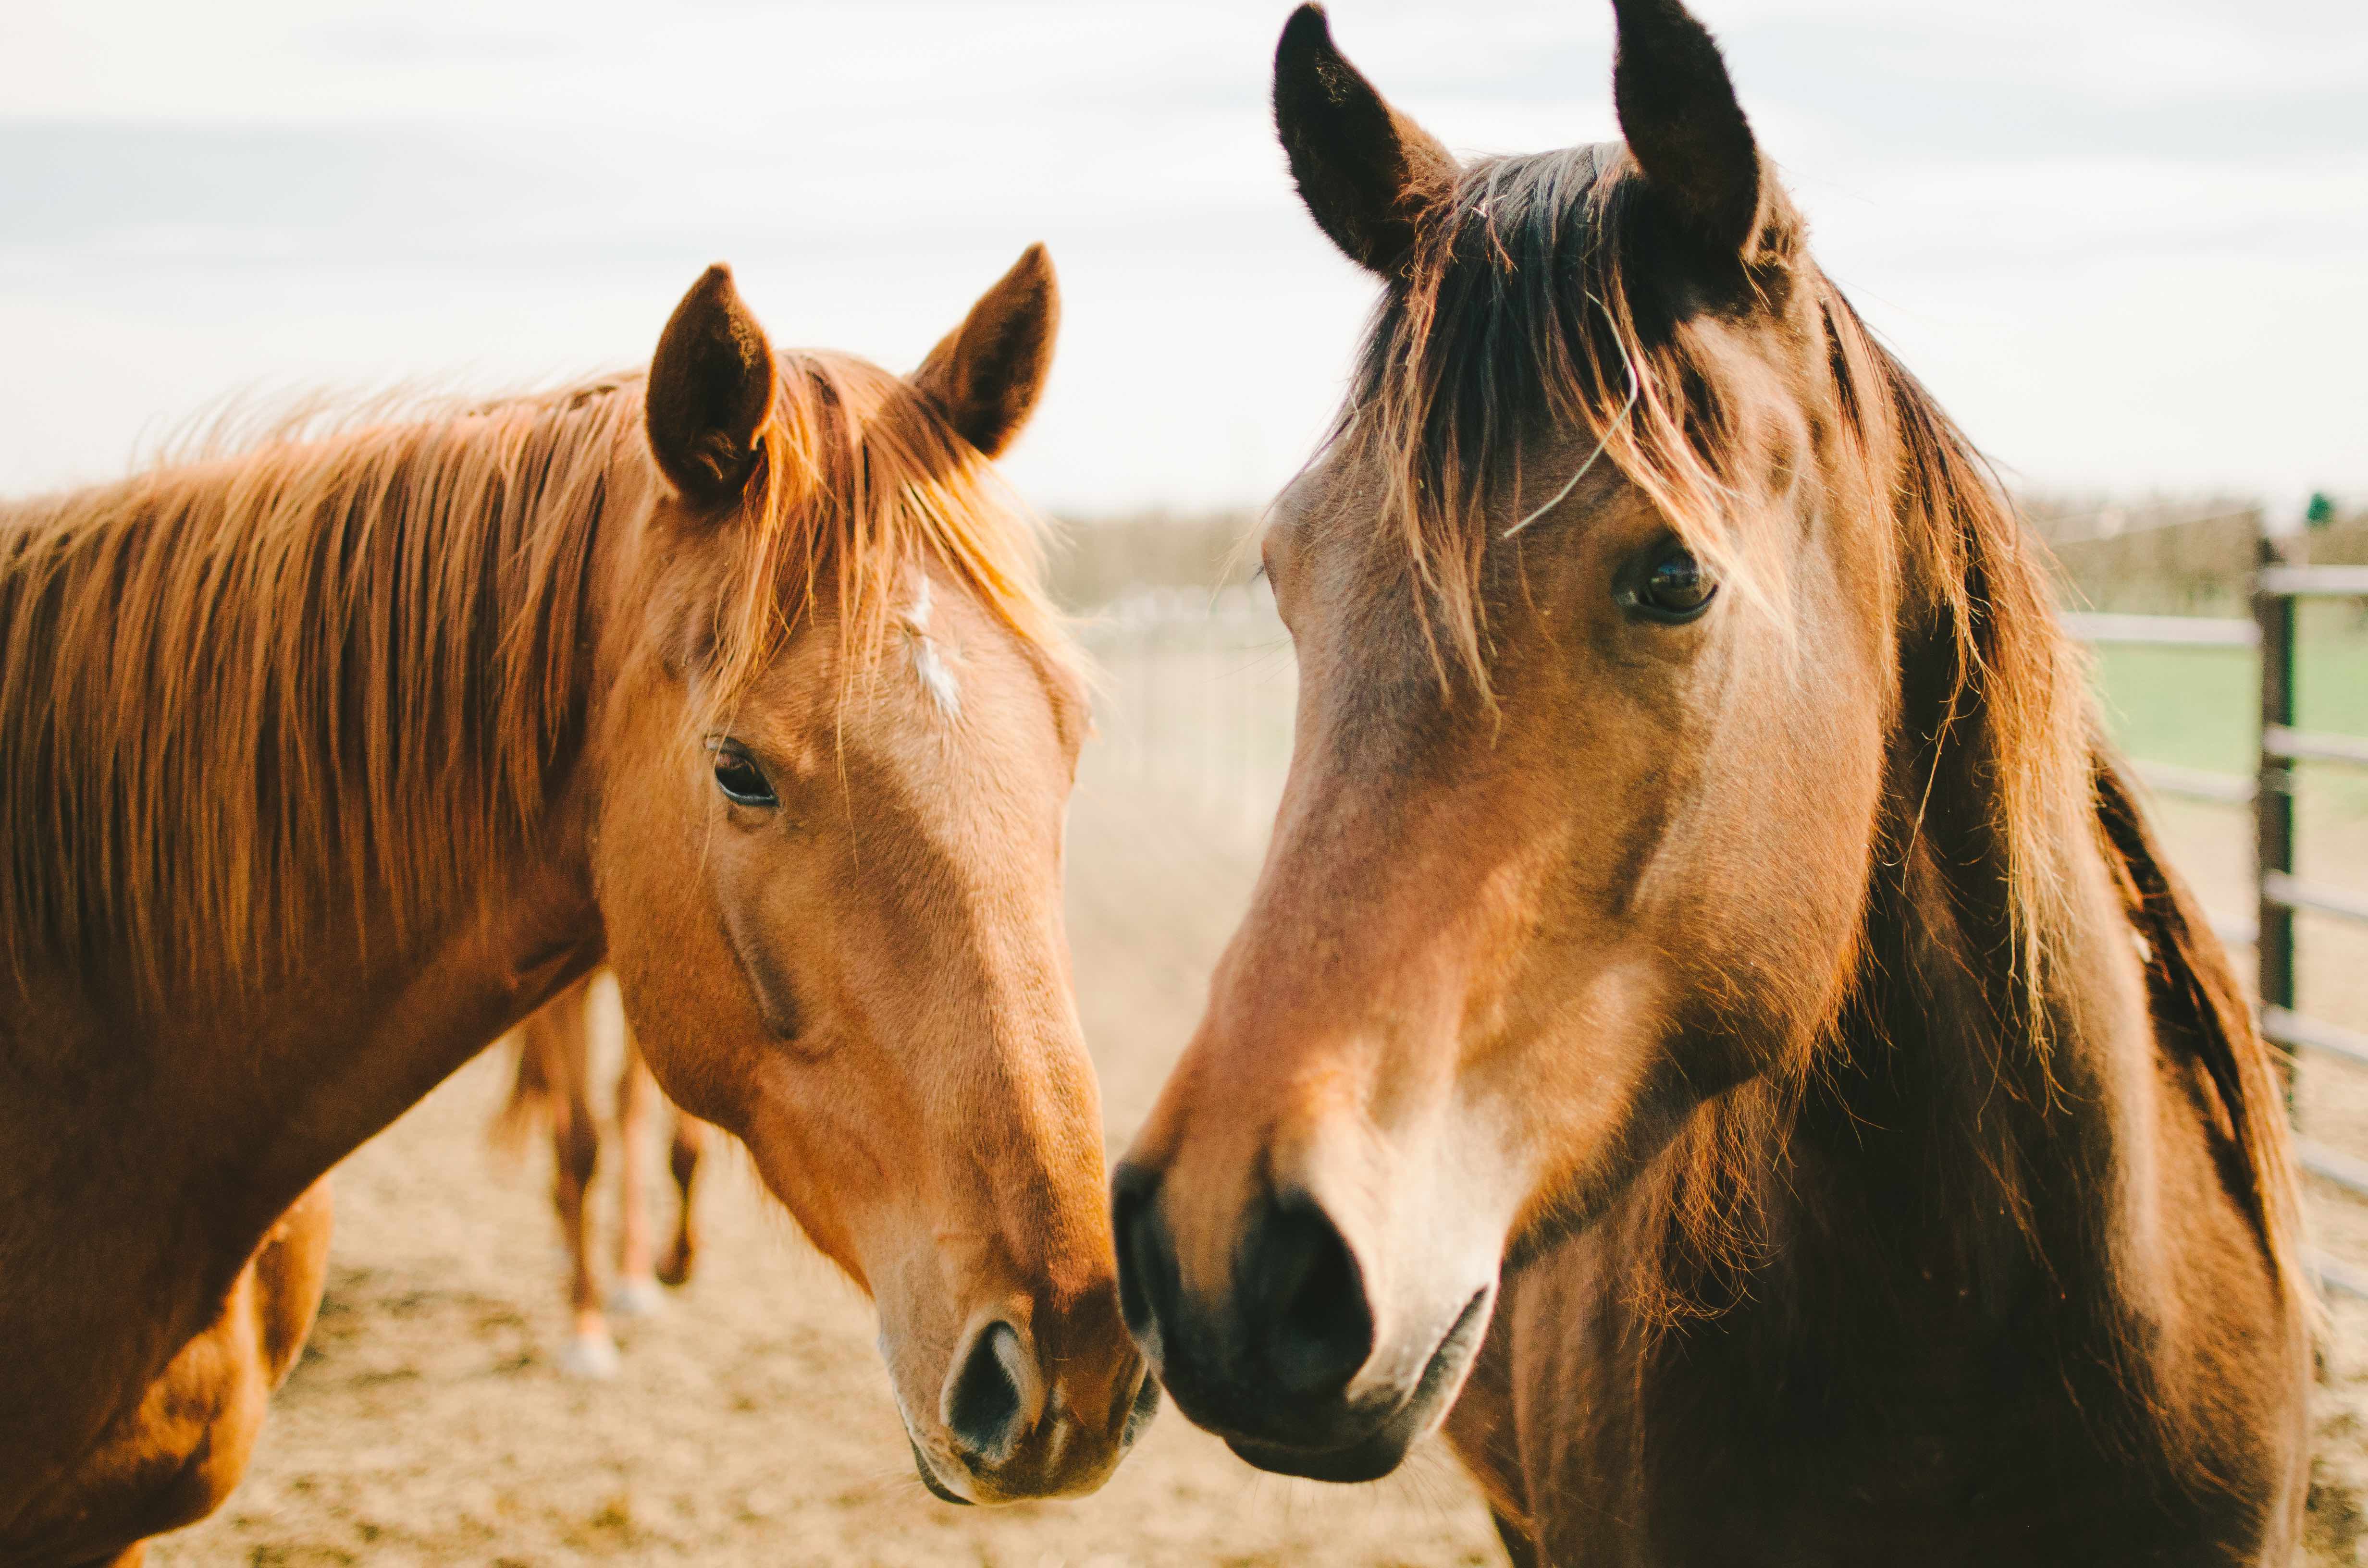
top-left (1816, 815), bottom-right (2122, 1280)
top-left (4, 391), bottom-right (633, 996)
top-left (1, 394), bottom-right (636, 1251)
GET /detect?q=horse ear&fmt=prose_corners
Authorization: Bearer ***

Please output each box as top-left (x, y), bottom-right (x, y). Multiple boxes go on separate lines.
top-left (911, 244), bottom-right (1060, 459)
top-left (1610, 0), bottom-right (1764, 257)
top-left (1272, 4), bottom-right (1457, 276)
top-left (646, 264), bottom-right (776, 509)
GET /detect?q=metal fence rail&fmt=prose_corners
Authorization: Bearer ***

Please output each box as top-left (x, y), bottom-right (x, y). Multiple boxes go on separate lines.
top-left (2128, 760), bottom-right (2257, 807)
top-left (2266, 1007), bottom-right (2368, 1071)
top-left (2263, 565), bottom-right (2368, 598)
top-left (2059, 611), bottom-right (2259, 648)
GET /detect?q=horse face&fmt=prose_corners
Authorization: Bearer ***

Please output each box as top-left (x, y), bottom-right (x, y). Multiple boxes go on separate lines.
top-left (1114, 2), bottom-right (1891, 1482)
top-left (594, 257), bottom-right (1151, 1505)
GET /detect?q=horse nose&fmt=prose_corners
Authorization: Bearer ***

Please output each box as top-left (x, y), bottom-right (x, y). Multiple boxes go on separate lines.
top-left (1243, 1191), bottom-right (1372, 1400)
top-left (942, 1319), bottom-right (1033, 1469)
top-left (1113, 1160), bottom-right (1374, 1417)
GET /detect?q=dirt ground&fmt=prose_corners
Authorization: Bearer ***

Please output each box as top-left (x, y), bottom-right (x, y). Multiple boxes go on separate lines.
top-left (151, 763), bottom-right (2368, 1567)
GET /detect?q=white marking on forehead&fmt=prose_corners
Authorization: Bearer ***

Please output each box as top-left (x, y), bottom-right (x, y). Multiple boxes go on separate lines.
top-left (899, 572), bottom-right (962, 719)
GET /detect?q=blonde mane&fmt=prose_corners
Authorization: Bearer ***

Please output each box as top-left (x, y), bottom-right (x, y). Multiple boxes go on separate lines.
top-left (0, 353), bottom-right (1069, 998)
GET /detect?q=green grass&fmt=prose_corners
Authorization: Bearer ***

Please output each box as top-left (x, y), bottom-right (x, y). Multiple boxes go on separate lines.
top-left (2086, 600), bottom-right (2368, 813)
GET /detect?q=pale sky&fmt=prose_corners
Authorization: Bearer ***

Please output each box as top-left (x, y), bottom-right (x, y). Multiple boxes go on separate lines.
top-left (2, 0), bottom-right (2364, 515)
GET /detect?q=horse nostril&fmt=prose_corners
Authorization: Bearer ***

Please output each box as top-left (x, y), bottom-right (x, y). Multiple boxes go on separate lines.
top-left (1111, 1162), bottom-right (1168, 1349)
top-left (1251, 1193), bottom-right (1374, 1400)
top-left (945, 1321), bottom-right (1027, 1468)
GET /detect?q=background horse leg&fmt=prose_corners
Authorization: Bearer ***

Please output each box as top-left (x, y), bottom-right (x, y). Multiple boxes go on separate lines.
top-left (507, 982), bottom-right (615, 1379)
top-left (496, 979), bottom-right (621, 1377)
top-left (607, 1022), bottom-right (664, 1319)
top-left (658, 1106), bottom-right (710, 1288)
top-left (551, 1004), bottom-right (613, 1376)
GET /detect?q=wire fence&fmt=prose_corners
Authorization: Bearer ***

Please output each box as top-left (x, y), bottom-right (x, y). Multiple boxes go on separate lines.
top-left (1078, 583), bottom-right (1296, 841)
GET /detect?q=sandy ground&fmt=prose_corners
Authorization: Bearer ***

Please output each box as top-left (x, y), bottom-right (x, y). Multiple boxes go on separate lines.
top-left (150, 762), bottom-right (2368, 1566)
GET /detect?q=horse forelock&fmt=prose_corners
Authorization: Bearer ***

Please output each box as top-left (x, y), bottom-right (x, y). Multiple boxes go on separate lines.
top-left (0, 350), bottom-right (1070, 1000)
top-left (702, 350), bottom-right (1073, 731)
top-left (1329, 142), bottom-right (1778, 690)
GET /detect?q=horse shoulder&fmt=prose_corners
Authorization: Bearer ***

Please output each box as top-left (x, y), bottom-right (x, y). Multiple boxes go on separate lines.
top-left (0, 1182), bottom-right (330, 1568)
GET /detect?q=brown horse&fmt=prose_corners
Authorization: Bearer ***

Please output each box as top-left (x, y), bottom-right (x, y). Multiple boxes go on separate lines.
top-left (0, 246), bottom-right (1152, 1568)
top-left (493, 970), bottom-right (712, 1378)
top-left (1114, 4), bottom-right (2309, 1563)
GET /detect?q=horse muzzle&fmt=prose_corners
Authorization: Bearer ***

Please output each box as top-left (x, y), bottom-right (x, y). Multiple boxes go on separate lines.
top-left (887, 1305), bottom-right (1159, 1505)
top-left (1111, 1159), bottom-right (1494, 1480)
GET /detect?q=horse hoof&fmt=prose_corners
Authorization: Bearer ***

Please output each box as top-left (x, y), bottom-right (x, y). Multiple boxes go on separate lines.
top-left (608, 1276), bottom-right (665, 1319)
top-left (558, 1328), bottom-right (621, 1379)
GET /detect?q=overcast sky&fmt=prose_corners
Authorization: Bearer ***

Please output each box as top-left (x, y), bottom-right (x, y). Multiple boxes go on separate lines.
top-left (2, 0), bottom-right (2363, 516)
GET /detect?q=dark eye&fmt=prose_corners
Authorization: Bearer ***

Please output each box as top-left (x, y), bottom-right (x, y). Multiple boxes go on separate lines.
top-left (1624, 538), bottom-right (1718, 624)
top-left (709, 740), bottom-right (777, 808)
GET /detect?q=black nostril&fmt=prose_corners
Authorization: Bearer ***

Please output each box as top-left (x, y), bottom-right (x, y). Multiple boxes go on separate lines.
top-left (1247, 1193), bottom-right (1373, 1400)
top-left (1111, 1162), bottom-right (1168, 1348)
top-left (946, 1322), bottom-right (1025, 1468)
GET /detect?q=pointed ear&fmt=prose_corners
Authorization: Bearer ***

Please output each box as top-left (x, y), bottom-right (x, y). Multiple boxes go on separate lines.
top-left (645, 264), bottom-right (776, 508)
top-left (1610, 0), bottom-right (1764, 256)
top-left (911, 244), bottom-right (1060, 459)
top-left (1273, 5), bottom-right (1457, 276)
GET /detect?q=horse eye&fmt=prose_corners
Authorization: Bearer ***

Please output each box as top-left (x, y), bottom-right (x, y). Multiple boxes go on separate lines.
top-left (1625, 538), bottom-right (1718, 624)
top-left (709, 741), bottom-right (778, 808)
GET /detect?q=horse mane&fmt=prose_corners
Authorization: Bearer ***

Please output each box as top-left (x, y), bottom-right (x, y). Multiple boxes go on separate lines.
top-left (0, 352), bottom-right (1068, 999)
top-left (1337, 144), bottom-right (2301, 1320)
top-left (2094, 753), bottom-right (2307, 1313)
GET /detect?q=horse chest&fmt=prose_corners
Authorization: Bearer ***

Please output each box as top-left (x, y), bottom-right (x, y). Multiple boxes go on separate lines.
top-left (1475, 1252), bottom-right (2282, 1568)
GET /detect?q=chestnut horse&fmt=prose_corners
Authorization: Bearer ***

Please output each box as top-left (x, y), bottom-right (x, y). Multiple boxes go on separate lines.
top-left (1115, 5), bottom-right (2308, 1563)
top-left (493, 970), bottom-right (711, 1378)
top-left (0, 247), bottom-right (1152, 1568)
